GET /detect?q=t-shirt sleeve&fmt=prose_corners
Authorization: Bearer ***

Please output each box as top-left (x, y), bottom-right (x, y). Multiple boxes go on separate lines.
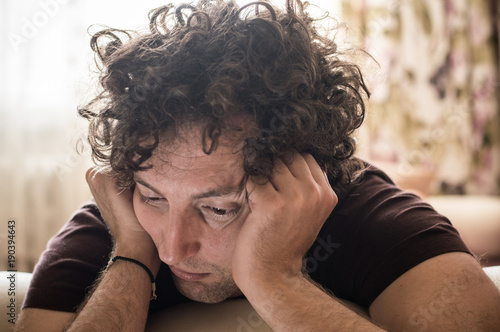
top-left (22, 201), bottom-right (113, 312)
top-left (307, 167), bottom-right (472, 309)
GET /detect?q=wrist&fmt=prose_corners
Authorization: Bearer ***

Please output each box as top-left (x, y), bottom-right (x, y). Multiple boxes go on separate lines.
top-left (107, 256), bottom-right (159, 300)
top-left (113, 243), bottom-right (161, 277)
top-left (234, 256), bottom-right (304, 291)
top-left (237, 266), bottom-right (307, 298)
top-left (240, 272), bottom-right (312, 320)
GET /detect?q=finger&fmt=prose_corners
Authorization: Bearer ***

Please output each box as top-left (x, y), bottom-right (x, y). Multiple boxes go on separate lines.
top-left (301, 153), bottom-right (328, 184)
top-left (86, 165), bottom-right (115, 181)
top-left (245, 175), bottom-right (279, 208)
top-left (301, 155), bottom-right (338, 205)
top-left (270, 153), bottom-right (315, 195)
top-left (281, 153), bottom-right (312, 179)
top-left (265, 153), bottom-right (313, 193)
top-left (268, 157), bottom-right (294, 190)
top-left (287, 153), bottom-right (338, 209)
top-left (85, 166), bottom-right (99, 183)
top-left (246, 175), bottom-right (275, 197)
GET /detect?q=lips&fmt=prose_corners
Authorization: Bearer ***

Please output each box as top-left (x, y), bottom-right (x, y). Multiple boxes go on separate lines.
top-left (169, 266), bottom-right (210, 281)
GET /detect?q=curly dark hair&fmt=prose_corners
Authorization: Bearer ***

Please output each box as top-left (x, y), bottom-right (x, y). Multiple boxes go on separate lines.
top-left (79, 0), bottom-right (369, 188)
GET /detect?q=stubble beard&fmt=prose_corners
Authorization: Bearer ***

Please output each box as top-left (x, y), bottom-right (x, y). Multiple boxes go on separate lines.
top-left (171, 263), bottom-right (242, 303)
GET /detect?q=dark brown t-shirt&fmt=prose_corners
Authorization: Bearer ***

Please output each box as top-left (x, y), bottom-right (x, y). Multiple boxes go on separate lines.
top-left (23, 166), bottom-right (471, 312)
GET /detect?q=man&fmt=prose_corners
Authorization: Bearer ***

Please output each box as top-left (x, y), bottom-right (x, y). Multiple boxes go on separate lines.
top-left (16, 0), bottom-right (500, 331)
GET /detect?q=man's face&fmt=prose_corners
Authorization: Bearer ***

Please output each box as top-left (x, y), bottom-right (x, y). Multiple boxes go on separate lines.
top-left (132, 128), bottom-right (249, 303)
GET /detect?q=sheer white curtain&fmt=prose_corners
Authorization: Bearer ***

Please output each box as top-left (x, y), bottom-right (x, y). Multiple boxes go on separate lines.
top-left (1, 0), bottom-right (90, 272)
top-left (0, 0), bottom-right (340, 272)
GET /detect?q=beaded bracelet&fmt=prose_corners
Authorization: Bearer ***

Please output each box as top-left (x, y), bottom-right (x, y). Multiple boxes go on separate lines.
top-left (107, 255), bottom-right (157, 300)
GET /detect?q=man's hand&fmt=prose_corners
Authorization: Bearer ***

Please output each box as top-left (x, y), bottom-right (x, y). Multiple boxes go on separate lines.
top-left (232, 153), bottom-right (337, 291)
top-left (85, 167), bottom-right (160, 274)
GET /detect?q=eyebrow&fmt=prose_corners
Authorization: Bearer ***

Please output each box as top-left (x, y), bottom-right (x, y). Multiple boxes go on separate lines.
top-left (133, 175), bottom-right (246, 200)
top-left (134, 176), bottom-right (163, 195)
top-left (193, 186), bottom-right (245, 200)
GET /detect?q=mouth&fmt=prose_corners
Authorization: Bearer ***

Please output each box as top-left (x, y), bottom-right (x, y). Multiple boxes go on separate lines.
top-left (169, 266), bottom-right (211, 282)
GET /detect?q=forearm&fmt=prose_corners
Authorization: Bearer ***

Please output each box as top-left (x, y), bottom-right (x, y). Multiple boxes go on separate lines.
top-left (246, 275), bottom-right (386, 332)
top-left (65, 258), bottom-right (153, 332)
top-left (72, 169), bottom-right (163, 331)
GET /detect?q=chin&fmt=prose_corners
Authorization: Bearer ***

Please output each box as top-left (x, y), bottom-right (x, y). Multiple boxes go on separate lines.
top-left (178, 287), bottom-right (232, 304)
top-left (174, 278), bottom-right (241, 304)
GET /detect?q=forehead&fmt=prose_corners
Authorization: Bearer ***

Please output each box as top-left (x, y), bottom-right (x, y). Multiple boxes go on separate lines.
top-left (142, 125), bottom-right (246, 184)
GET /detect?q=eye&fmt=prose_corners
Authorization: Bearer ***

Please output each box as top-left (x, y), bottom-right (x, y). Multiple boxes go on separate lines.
top-left (201, 205), bottom-right (240, 224)
top-left (210, 207), bottom-right (228, 215)
top-left (138, 191), bottom-right (165, 206)
top-left (202, 205), bottom-right (232, 216)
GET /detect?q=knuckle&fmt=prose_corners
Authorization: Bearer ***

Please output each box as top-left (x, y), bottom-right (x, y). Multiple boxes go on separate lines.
top-left (85, 166), bottom-right (102, 184)
top-left (272, 196), bottom-right (287, 211)
top-left (308, 187), bottom-right (321, 205)
top-left (326, 189), bottom-right (338, 211)
top-left (85, 167), bottom-right (94, 183)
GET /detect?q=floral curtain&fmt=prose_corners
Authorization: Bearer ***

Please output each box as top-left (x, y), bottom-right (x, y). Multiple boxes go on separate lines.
top-left (342, 0), bottom-right (500, 195)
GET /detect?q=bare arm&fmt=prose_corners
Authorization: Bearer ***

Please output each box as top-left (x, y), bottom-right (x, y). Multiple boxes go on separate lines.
top-left (15, 256), bottom-right (155, 332)
top-left (66, 254), bottom-right (154, 332)
top-left (240, 253), bottom-right (500, 331)
top-left (233, 153), bottom-right (384, 331)
top-left (15, 261), bottom-right (154, 332)
top-left (370, 252), bottom-right (500, 331)
top-left (233, 153), bottom-right (500, 331)
top-left (14, 309), bottom-right (75, 332)
top-left (16, 168), bottom-right (161, 332)
top-left (65, 168), bottom-right (161, 332)
top-left (244, 274), bottom-right (384, 331)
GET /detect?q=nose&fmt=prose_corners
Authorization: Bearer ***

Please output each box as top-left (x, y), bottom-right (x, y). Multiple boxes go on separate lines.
top-left (157, 208), bottom-right (201, 266)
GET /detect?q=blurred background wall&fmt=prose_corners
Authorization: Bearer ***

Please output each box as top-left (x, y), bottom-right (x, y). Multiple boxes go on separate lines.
top-left (0, 0), bottom-right (499, 273)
